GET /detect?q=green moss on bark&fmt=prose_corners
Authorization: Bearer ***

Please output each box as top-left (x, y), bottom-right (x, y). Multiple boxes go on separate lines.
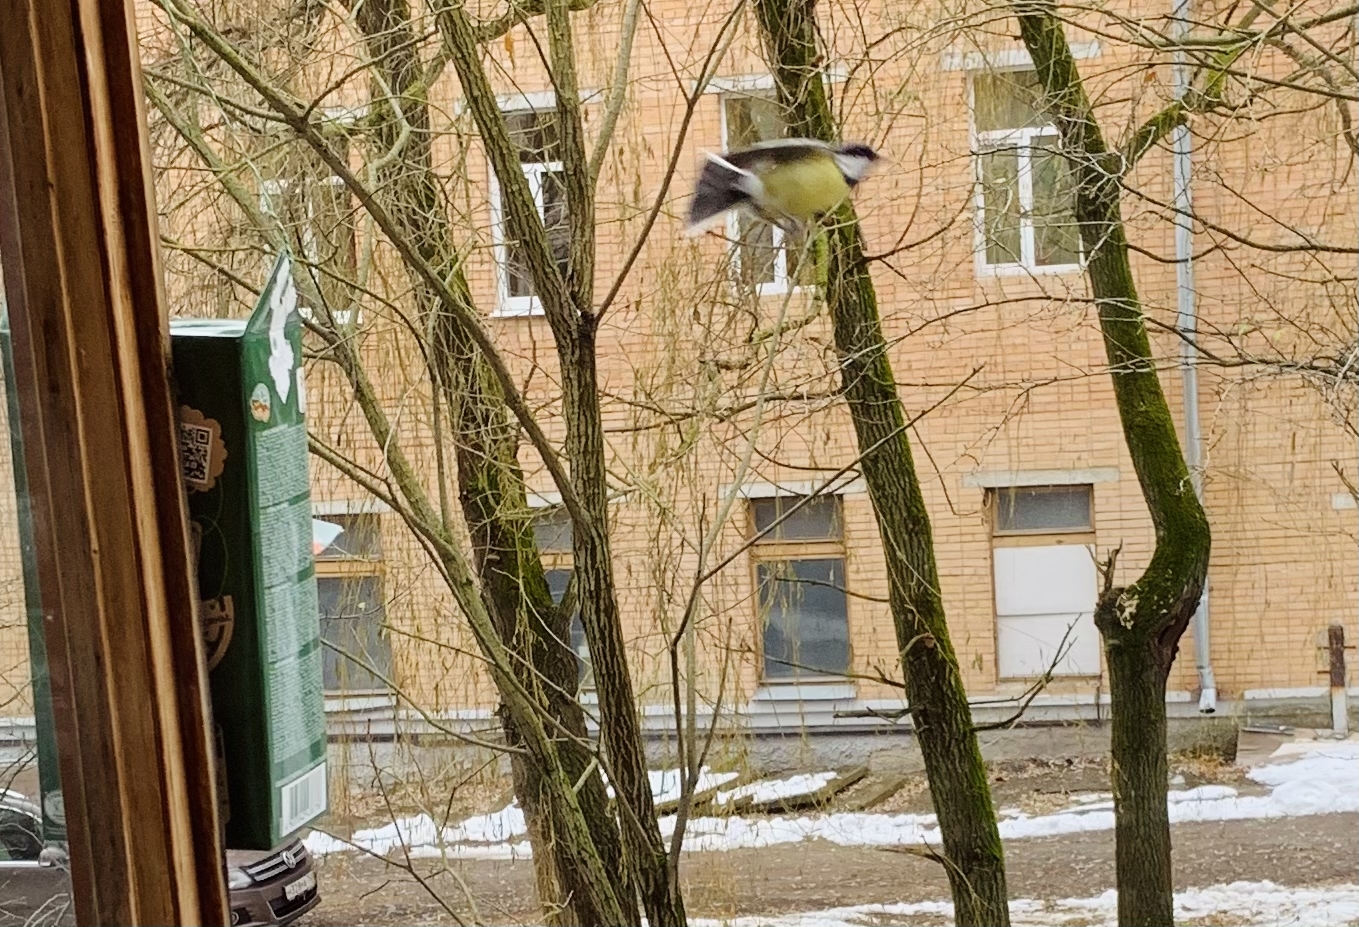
top-left (751, 2), bottom-right (1011, 923)
top-left (1014, 6), bottom-right (1212, 925)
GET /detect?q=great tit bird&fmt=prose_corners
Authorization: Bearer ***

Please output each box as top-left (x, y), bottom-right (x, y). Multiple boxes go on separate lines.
top-left (684, 138), bottom-right (881, 236)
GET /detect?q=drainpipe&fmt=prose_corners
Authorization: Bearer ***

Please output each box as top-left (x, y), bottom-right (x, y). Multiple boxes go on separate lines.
top-left (1172, 0), bottom-right (1217, 714)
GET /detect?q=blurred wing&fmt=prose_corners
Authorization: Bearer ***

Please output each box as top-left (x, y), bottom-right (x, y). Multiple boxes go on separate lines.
top-left (725, 138), bottom-right (836, 174)
top-left (685, 153), bottom-right (763, 236)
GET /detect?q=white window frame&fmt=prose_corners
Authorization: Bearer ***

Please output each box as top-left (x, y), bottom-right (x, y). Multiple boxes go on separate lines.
top-left (719, 91), bottom-right (805, 297)
top-left (490, 105), bottom-right (565, 318)
top-left (970, 69), bottom-right (1082, 278)
top-left (259, 177), bottom-right (362, 327)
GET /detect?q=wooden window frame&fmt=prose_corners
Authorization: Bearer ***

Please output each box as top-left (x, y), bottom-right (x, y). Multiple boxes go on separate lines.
top-left (749, 497), bottom-right (852, 683)
top-left (988, 484), bottom-right (1096, 545)
top-left (315, 514), bottom-right (390, 696)
top-left (988, 484), bottom-right (1100, 681)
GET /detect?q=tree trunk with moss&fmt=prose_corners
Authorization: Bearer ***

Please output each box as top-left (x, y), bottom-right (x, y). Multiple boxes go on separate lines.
top-left (438, 0), bottom-right (687, 921)
top-left (350, 2), bottom-right (630, 922)
top-left (751, 4), bottom-right (1010, 925)
top-left (1013, 6), bottom-right (1211, 925)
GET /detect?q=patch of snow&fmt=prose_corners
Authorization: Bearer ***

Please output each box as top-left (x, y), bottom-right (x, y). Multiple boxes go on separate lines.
top-left (649, 767), bottom-right (742, 805)
top-left (306, 740), bottom-right (1359, 861)
top-left (445, 802), bottom-right (526, 843)
top-left (715, 772), bottom-right (838, 807)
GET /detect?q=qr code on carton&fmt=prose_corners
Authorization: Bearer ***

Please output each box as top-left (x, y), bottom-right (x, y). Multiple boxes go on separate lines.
top-left (179, 421), bottom-right (213, 488)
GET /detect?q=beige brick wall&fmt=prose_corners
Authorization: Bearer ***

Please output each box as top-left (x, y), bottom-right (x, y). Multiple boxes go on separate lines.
top-left (0, 0), bottom-right (1351, 727)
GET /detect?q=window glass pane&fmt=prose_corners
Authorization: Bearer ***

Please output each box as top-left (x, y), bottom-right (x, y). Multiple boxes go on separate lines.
top-left (507, 241), bottom-right (535, 299)
top-left (569, 613), bottom-right (593, 688)
top-left (752, 495), bottom-right (841, 541)
top-left (318, 575), bottom-right (391, 691)
top-left (723, 94), bottom-right (786, 149)
top-left (758, 558), bottom-right (849, 678)
top-left (0, 807), bottom-right (41, 861)
top-left (1030, 136), bottom-right (1080, 267)
top-left (994, 486), bottom-right (1093, 533)
top-left (505, 110), bottom-right (561, 163)
top-left (737, 213), bottom-right (778, 287)
top-left (315, 513), bottom-right (382, 559)
top-left (541, 169), bottom-right (571, 276)
top-left (973, 69), bottom-right (1048, 132)
top-left (534, 508), bottom-right (574, 553)
top-left (980, 147), bottom-right (1022, 265)
top-left (545, 568), bottom-right (592, 687)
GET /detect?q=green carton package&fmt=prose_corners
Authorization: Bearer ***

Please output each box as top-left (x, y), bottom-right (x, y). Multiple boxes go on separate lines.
top-left (171, 252), bottom-right (328, 850)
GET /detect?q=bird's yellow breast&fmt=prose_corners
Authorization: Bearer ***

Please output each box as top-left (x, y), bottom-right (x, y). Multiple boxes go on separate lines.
top-left (760, 157), bottom-right (851, 220)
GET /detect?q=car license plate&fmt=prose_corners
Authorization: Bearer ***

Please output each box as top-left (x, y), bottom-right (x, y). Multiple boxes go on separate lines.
top-left (284, 872), bottom-right (315, 902)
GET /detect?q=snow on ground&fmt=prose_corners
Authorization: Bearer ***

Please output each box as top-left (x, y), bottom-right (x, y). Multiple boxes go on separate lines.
top-left (648, 767), bottom-right (742, 806)
top-left (688, 881), bottom-right (1359, 927)
top-left (713, 772), bottom-right (838, 808)
top-left (305, 740), bottom-right (1359, 861)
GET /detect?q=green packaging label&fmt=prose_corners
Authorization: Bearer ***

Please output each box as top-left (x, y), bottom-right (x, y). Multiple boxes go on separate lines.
top-left (172, 251), bottom-right (327, 849)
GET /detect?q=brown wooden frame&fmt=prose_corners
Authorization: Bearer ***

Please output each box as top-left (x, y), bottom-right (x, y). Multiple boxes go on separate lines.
top-left (747, 496), bottom-right (853, 683)
top-left (0, 1), bottom-right (227, 922)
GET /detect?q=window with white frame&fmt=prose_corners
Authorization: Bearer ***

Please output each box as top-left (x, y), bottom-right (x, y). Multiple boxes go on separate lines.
top-left (721, 93), bottom-right (816, 294)
top-left (972, 69), bottom-right (1079, 273)
top-left (751, 495), bottom-right (850, 680)
top-left (990, 485), bottom-right (1100, 678)
top-left (314, 513), bottom-right (392, 692)
top-left (534, 506), bottom-right (592, 689)
top-left (259, 143), bottom-right (361, 326)
top-left (492, 109), bottom-right (571, 316)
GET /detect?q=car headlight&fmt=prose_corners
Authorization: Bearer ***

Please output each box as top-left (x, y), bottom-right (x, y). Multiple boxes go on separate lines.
top-left (226, 867), bottom-right (253, 890)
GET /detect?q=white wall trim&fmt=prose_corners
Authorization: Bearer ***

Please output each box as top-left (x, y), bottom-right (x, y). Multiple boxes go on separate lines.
top-left (1245, 687), bottom-right (1324, 700)
top-left (1331, 492), bottom-right (1357, 511)
top-left (720, 476), bottom-right (868, 499)
top-left (324, 694), bottom-right (397, 712)
top-left (527, 490), bottom-right (630, 508)
top-left (318, 104), bottom-right (368, 125)
top-left (702, 65), bottom-right (849, 95)
top-left (753, 682), bottom-right (858, 702)
top-left (313, 498), bottom-right (393, 515)
top-left (453, 88), bottom-right (604, 116)
top-left (962, 467), bottom-right (1120, 489)
top-left (942, 41), bottom-right (1101, 72)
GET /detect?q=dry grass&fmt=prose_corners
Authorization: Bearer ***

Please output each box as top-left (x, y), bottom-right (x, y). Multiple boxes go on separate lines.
top-left (866, 774), bottom-right (930, 813)
top-left (1170, 748), bottom-right (1251, 787)
top-left (325, 752), bottom-right (513, 834)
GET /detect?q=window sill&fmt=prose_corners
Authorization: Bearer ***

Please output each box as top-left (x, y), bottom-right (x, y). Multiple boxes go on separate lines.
top-left (324, 693), bottom-right (396, 712)
top-left (976, 261), bottom-right (1082, 279)
top-left (752, 680), bottom-right (856, 702)
top-left (491, 299), bottom-right (545, 318)
top-left (753, 282), bottom-right (817, 299)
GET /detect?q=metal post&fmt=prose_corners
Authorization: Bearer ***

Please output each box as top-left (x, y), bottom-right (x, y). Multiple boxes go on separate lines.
top-left (1330, 625), bottom-right (1349, 736)
top-left (1173, 0), bottom-right (1217, 713)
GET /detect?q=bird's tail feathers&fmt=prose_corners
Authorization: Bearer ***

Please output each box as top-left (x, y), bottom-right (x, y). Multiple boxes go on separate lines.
top-left (684, 152), bottom-right (761, 237)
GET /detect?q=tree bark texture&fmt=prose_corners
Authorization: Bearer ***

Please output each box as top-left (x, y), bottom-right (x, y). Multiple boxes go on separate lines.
top-left (350, 3), bottom-right (631, 922)
top-left (751, 3), bottom-right (1010, 924)
top-left (438, 3), bottom-right (686, 922)
top-left (153, 1), bottom-right (640, 921)
top-left (1013, 7), bottom-right (1212, 925)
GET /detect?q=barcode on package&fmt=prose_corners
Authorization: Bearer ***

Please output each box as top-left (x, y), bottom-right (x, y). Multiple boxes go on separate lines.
top-left (178, 422), bottom-right (213, 488)
top-left (279, 763), bottom-right (327, 836)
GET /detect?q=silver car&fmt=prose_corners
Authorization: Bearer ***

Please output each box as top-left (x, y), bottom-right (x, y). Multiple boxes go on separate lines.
top-left (0, 792), bottom-right (319, 926)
